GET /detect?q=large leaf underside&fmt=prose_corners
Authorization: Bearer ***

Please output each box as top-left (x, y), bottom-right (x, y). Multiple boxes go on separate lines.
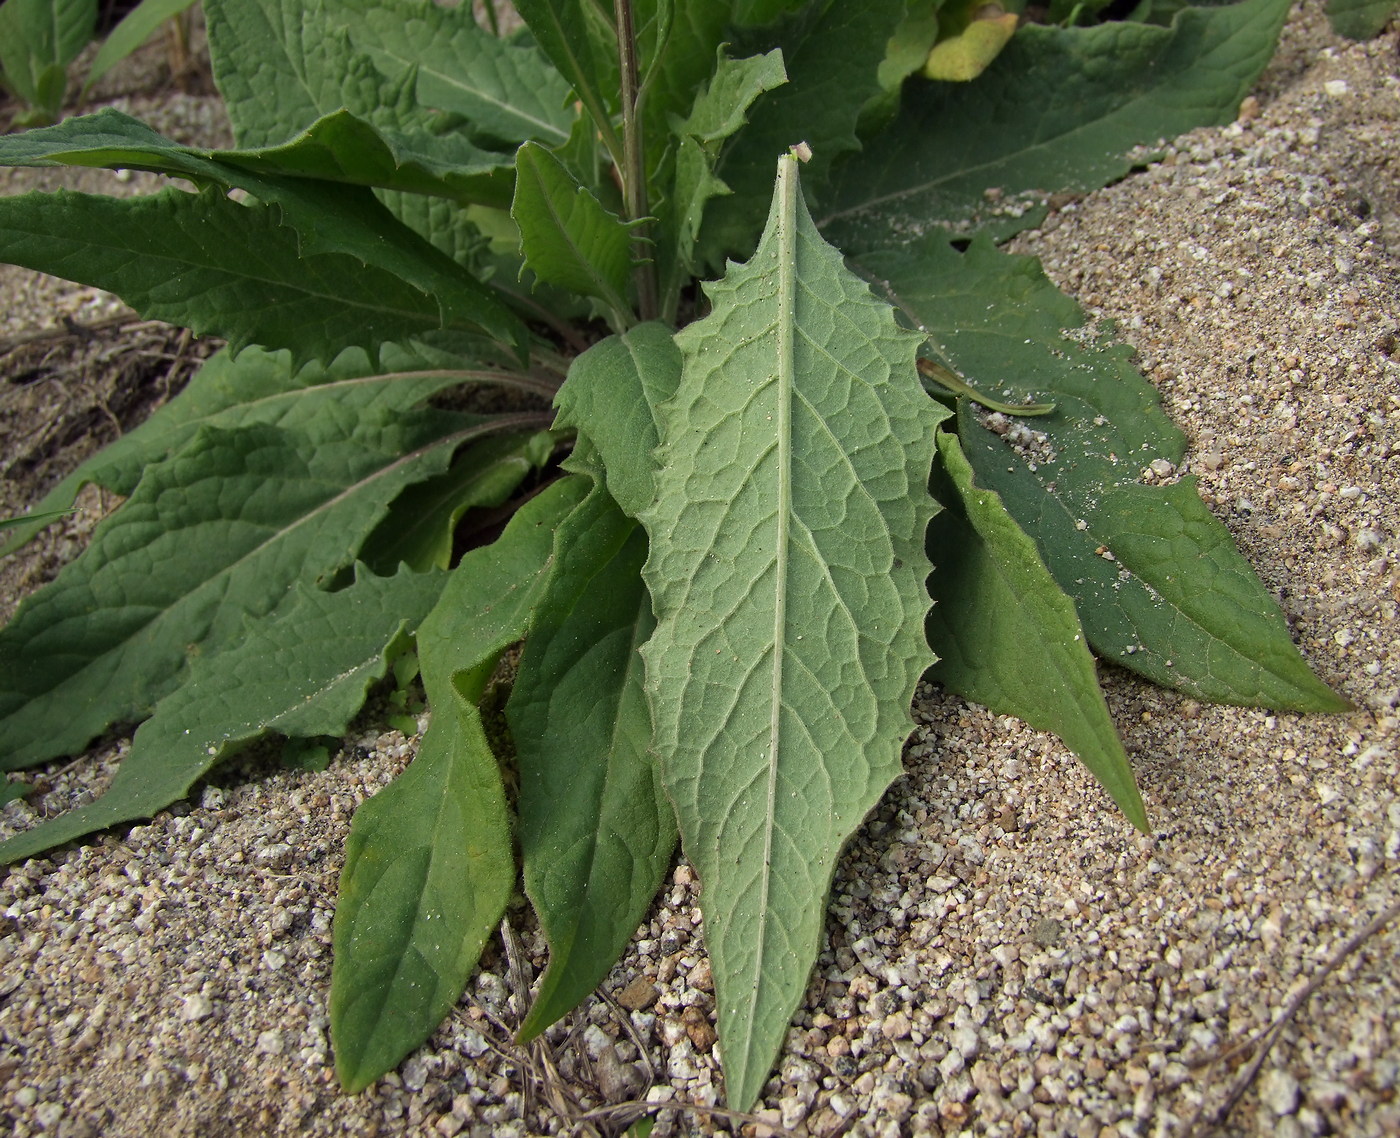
top-left (641, 156), bottom-right (942, 1111)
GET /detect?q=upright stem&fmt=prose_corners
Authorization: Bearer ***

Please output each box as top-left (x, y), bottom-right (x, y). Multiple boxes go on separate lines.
top-left (615, 0), bottom-right (658, 322)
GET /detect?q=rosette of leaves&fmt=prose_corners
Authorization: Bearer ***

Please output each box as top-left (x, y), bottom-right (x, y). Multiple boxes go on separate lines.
top-left (0, 0), bottom-right (1349, 1115)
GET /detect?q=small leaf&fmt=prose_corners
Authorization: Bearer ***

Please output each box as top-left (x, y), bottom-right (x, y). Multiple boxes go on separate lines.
top-left (553, 322), bottom-right (682, 519)
top-left (0, 0), bottom-right (95, 117)
top-left (927, 430), bottom-right (1147, 831)
top-left (0, 566), bottom-right (447, 864)
top-left (511, 140), bottom-right (636, 320)
top-left (922, 10), bottom-right (1019, 82)
top-left (1326, 0), bottom-right (1399, 39)
top-left (509, 480), bottom-right (676, 1042)
top-left (332, 475), bottom-right (588, 1092)
top-left (85, 0), bottom-right (200, 92)
top-left (823, 0), bottom-right (1292, 248)
top-left (657, 48), bottom-right (787, 315)
top-left (641, 156), bottom-right (942, 1109)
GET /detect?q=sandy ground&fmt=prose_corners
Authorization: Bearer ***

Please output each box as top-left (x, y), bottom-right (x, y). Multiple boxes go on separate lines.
top-left (0, 4), bottom-right (1397, 1136)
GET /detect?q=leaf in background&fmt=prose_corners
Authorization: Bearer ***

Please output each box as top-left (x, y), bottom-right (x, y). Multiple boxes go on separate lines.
top-left (632, 0), bottom-right (733, 161)
top-left (0, 566), bottom-right (447, 865)
top-left (0, 342), bottom-right (518, 557)
top-left (509, 475), bottom-right (675, 1042)
top-left (85, 0), bottom-right (199, 92)
top-left (347, 0), bottom-right (575, 147)
top-left (1326, 0), bottom-right (1399, 39)
top-left (0, 110), bottom-right (527, 355)
top-left (641, 156), bottom-right (941, 1110)
top-left (0, 186), bottom-right (504, 365)
top-left (553, 321), bottom-right (682, 519)
top-left (511, 141), bottom-right (637, 321)
top-left (822, 0), bottom-right (1292, 249)
top-left (513, 0), bottom-right (621, 159)
top-left (699, 0), bottom-right (907, 264)
top-left (357, 431), bottom-right (556, 573)
top-left (0, 0), bottom-right (95, 119)
top-left (656, 48), bottom-right (787, 316)
top-left (859, 234), bottom-right (1349, 712)
top-left (0, 391), bottom-right (518, 770)
top-left (927, 430), bottom-right (1147, 830)
top-left (332, 475), bottom-right (587, 1092)
top-left (922, 8), bottom-right (1018, 82)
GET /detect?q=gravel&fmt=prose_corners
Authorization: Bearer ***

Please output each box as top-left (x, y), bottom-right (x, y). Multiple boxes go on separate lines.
top-left (2, 5), bottom-right (1398, 1136)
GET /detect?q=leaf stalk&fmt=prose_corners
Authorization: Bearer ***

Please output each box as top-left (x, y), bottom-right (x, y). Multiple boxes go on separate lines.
top-left (615, 0), bottom-right (658, 321)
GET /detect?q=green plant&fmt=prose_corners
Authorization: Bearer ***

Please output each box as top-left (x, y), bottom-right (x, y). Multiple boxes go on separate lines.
top-left (0, 0), bottom-right (198, 127)
top-left (0, 0), bottom-right (1350, 1114)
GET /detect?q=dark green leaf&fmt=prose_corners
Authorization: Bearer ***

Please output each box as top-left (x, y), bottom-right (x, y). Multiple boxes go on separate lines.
top-left (513, 0), bottom-right (622, 160)
top-left (509, 481), bottom-right (675, 1042)
top-left (511, 140), bottom-right (636, 320)
top-left (332, 475), bottom-right (588, 1092)
top-left (0, 565), bottom-right (447, 864)
top-left (700, 0), bottom-right (907, 263)
top-left (0, 110), bottom-right (527, 356)
top-left (357, 431), bottom-right (556, 573)
top-left (0, 186), bottom-right (506, 365)
top-left (1326, 0), bottom-right (1398, 39)
top-left (927, 429), bottom-right (1147, 831)
top-left (859, 234), bottom-right (1349, 712)
top-left (0, 388), bottom-right (505, 769)
top-left (822, 0), bottom-right (1292, 249)
top-left (0, 342), bottom-right (519, 557)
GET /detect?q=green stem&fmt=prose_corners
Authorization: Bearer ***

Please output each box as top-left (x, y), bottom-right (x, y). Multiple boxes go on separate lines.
top-left (916, 358), bottom-right (1056, 417)
top-left (615, 0), bottom-right (658, 322)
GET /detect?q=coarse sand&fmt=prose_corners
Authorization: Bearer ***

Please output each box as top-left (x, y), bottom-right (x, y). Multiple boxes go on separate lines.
top-left (0, 5), bottom-right (1397, 1136)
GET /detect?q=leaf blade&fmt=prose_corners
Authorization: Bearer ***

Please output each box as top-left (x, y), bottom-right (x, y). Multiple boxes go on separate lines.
top-left (822, 0), bottom-right (1292, 248)
top-left (927, 430), bottom-right (1147, 831)
top-left (0, 566), bottom-right (447, 864)
top-left (331, 475), bottom-right (588, 1091)
top-left (509, 482), bottom-right (676, 1042)
top-left (641, 156), bottom-right (942, 1109)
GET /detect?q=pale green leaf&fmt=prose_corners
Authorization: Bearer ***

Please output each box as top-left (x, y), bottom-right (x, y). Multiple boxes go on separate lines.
top-left (85, 0), bottom-right (199, 92)
top-left (641, 156), bottom-right (942, 1110)
top-left (332, 475), bottom-right (588, 1091)
top-left (0, 566), bottom-right (447, 865)
top-left (927, 430), bottom-right (1147, 831)
top-left (822, 0), bottom-right (1292, 249)
top-left (553, 321), bottom-right (682, 519)
top-left (658, 48), bottom-right (787, 315)
top-left (509, 481), bottom-right (675, 1042)
top-left (859, 234), bottom-right (1348, 712)
top-left (511, 140), bottom-right (636, 319)
top-left (0, 0), bottom-right (94, 115)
